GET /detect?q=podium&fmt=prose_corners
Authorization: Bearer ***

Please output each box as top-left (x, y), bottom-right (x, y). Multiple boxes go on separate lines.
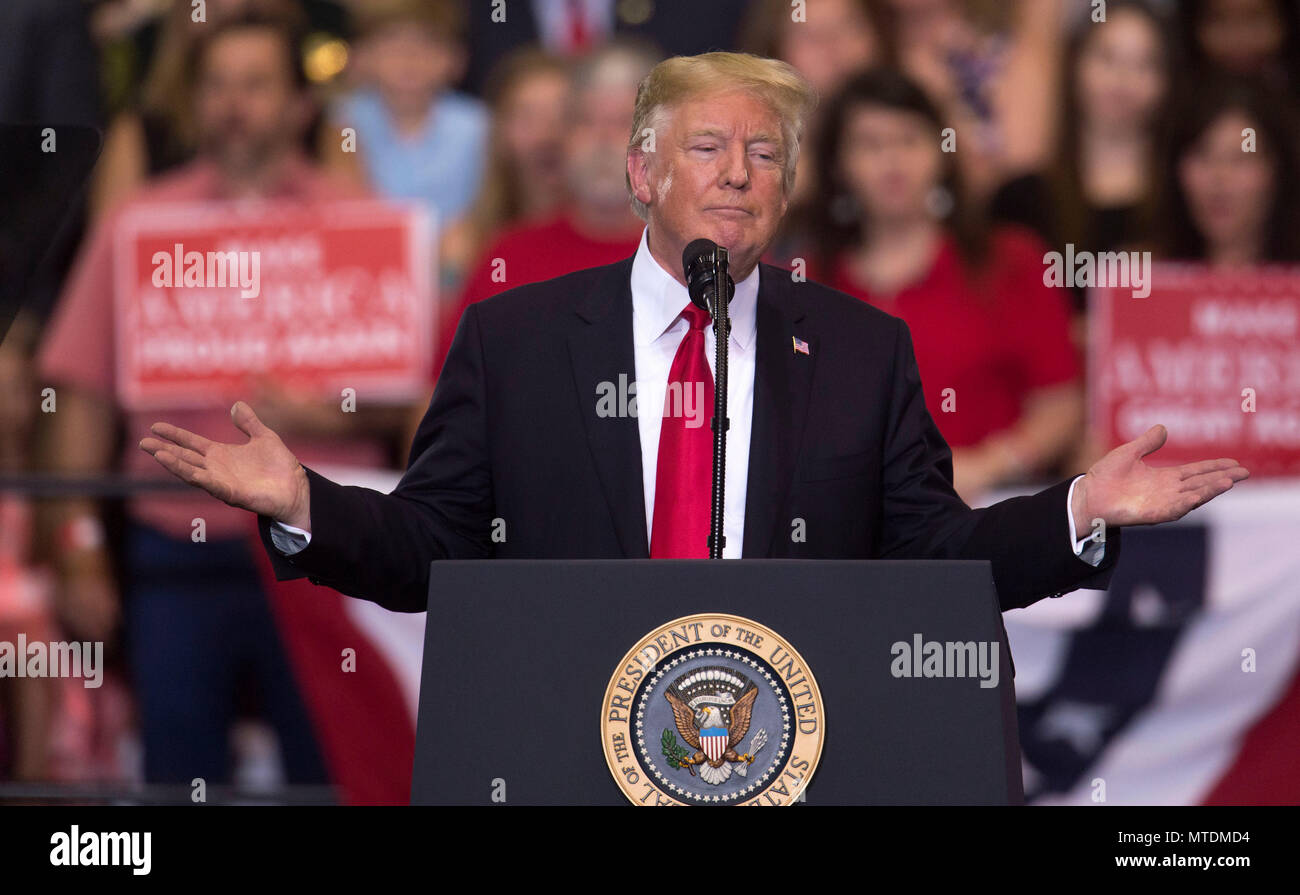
top-left (412, 559), bottom-right (1022, 805)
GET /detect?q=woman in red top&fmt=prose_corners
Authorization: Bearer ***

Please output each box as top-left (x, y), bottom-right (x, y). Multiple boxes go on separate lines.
top-left (798, 68), bottom-right (1083, 502)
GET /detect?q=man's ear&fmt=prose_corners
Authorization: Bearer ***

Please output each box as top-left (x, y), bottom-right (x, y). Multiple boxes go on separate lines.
top-left (627, 148), bottom-right (654, 208)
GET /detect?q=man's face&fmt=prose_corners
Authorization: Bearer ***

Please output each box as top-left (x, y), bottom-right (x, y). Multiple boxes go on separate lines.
top-left (565, 82), bottom-right (640, 214)
top-left (628, 89), bottom-right (790, 281)
top-left (195, 28), bottom-right (304, 172)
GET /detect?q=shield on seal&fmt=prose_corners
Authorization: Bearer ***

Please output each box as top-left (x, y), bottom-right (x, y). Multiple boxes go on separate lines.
top-left (700, 727), bottom-right (729, 762)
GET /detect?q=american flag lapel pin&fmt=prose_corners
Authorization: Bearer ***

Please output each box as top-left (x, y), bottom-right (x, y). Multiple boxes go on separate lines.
top-left (792, 336), bottom-right (810, 356)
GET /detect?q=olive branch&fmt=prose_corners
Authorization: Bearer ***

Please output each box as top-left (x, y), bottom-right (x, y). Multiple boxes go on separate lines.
top-left (661, 729), bottom-right (691, 769)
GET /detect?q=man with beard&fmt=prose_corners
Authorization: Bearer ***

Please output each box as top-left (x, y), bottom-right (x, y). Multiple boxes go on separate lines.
top-left (36, 9), bottom-right (413, 785)
top-left (434, 40), bottom-right (659, 372)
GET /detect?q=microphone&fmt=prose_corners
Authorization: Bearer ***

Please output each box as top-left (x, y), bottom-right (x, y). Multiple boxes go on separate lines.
top-left (681, 239), bottom-right (735, 318)
top-left (680, 238), bottom-right (734, 559)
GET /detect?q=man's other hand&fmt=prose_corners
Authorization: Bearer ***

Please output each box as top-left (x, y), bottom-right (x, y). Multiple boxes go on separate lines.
top-left (1072, 424), bottom-right (1250, 533)
top-left (138, 400), bottom-right (312, 531)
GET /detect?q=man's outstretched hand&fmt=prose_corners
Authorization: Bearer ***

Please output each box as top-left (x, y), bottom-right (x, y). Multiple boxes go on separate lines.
top-left (1072, 424), bottom-right (1249, 534)
top-left (138, 401), bottom-right (312, 531)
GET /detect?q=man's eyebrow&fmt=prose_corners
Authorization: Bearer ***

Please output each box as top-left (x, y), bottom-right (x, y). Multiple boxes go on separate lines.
top-left (683, 128), bottom-right (783, 146)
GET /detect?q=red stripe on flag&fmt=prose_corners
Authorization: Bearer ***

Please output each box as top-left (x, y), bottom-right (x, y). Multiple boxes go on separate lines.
top-left (1202, 643), bottom-right (1300, 805)
top-left (247, 521), bottom-right (415, 805)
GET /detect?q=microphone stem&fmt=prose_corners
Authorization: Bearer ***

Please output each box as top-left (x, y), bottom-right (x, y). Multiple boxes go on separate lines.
top-left (709, 248), bottom-right (730, 559)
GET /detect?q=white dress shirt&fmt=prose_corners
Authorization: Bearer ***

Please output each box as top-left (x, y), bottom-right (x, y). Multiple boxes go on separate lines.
top-left (631, 228), bottom-right (756, 557)
top-left (272, 229), bottom-right (1103, 568)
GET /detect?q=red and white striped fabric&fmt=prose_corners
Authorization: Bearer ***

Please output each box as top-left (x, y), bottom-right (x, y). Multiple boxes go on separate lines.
top-left (248, 467), bottom-right (424, 806)
top-left (252, 469), bottom-right (1300, 805)
top-left (995, 480), bottom-right (1300, 805)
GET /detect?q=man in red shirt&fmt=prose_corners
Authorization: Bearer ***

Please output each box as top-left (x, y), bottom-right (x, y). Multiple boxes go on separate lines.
top-left (433, 42), bottom-right (657, 372)
top-left (37, 11), bottom-right (409, 786)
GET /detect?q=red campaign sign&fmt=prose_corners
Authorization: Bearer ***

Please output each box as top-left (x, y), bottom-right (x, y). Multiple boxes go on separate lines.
top-left (112, 199), bottom-right (435, 410)
top-left (1090, 264), bottom-right (1300, 476)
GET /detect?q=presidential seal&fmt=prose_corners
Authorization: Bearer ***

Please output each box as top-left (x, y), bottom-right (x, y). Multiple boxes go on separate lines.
top-left (601, 613), bottom-right (825, 805)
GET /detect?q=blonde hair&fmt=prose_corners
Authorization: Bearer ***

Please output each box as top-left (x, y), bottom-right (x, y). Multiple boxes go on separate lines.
top-left (625, 52), bottom-right (817, 220)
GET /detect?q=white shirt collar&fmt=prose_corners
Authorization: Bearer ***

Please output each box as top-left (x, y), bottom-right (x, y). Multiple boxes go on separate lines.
top-left (630, 228), bottom-right (759, 350)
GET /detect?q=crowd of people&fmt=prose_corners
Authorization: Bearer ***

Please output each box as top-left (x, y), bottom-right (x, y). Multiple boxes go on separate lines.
top-left (1, 0), bottom-right (1297, 788)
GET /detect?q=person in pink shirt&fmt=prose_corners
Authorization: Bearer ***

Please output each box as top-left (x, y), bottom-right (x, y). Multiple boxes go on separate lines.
top-left (37, 9), bottom-right (412, 787)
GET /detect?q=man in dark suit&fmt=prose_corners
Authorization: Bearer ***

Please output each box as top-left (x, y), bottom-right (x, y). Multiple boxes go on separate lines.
top-left (140, 52), bottom-right (1249, 615)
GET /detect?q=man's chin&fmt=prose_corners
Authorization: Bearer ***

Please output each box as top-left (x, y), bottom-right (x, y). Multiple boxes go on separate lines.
top-left (208, 140), bottom-right (278, 173)
top-left (693, 221), bottom-right (766, 267)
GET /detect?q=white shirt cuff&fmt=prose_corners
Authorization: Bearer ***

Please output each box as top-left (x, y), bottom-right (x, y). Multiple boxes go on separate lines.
top-left (270, 521), bottom-right (311, 555)
top-left (1066, 475), bottom-right (1105, 567)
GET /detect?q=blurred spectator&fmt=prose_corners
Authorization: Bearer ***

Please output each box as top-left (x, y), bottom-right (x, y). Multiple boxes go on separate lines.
top-left (1181, 0), bottom-right (1300, 96)
top-left (324, 0), bottom-right (488, 229)
top-left (1070, 75), bottom-right (1300, 474)
top-left (91, 0), bottom-right (351, 119)
top-left (883, 0), bottom-right (1064, 201)
top-left (992, 0), bottom-right (1177, 311)
top-left (740, 0), bottom-right (891, 213)
top-left (89, 0), bottom-right (330, 219)
top-left (1152, 76), bottom-right (1300, 264)
top-left (438, 48), bottom-right (571, 296)
top-left (433, 40), bottom-right (658, 373)
top-left (0, 313), bottom-right (55, 779)
top-left (801, 69), bottom-right (1083, 502)
top-left (35, 9), bottom-right (413, 786)
top-left (460, 0), bottom-right (749, 95)
top-left (0, 0), bottom-right (110, 783)
top-left (741, 0), bottom-right (892, 98)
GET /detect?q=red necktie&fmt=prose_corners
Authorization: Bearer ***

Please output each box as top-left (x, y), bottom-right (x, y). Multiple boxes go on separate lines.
top-left (650, 302), bottom-right (715, 558)
top-left (567, 0), bottom-right (591, 52)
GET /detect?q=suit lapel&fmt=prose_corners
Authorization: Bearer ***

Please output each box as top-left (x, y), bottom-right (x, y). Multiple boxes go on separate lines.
top-left (567, 257), bottom-right (650, 558)
top-left (743, 265), bottom-right (816, 557)
top-left (565, 258), bottom-right (814, 559)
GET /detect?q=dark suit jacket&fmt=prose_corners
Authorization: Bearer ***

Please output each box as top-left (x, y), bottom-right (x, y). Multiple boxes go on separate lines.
top-left (258, 256), bottom-right (1120, 613)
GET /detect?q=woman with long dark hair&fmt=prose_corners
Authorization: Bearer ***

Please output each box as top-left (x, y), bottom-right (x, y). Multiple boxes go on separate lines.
top-left (1152, 76), bottom-right (1300, 264)
top-left (993, 0), bottom-right (1178, 289)
top-left (800, 68), bottom-right (1083, 502)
